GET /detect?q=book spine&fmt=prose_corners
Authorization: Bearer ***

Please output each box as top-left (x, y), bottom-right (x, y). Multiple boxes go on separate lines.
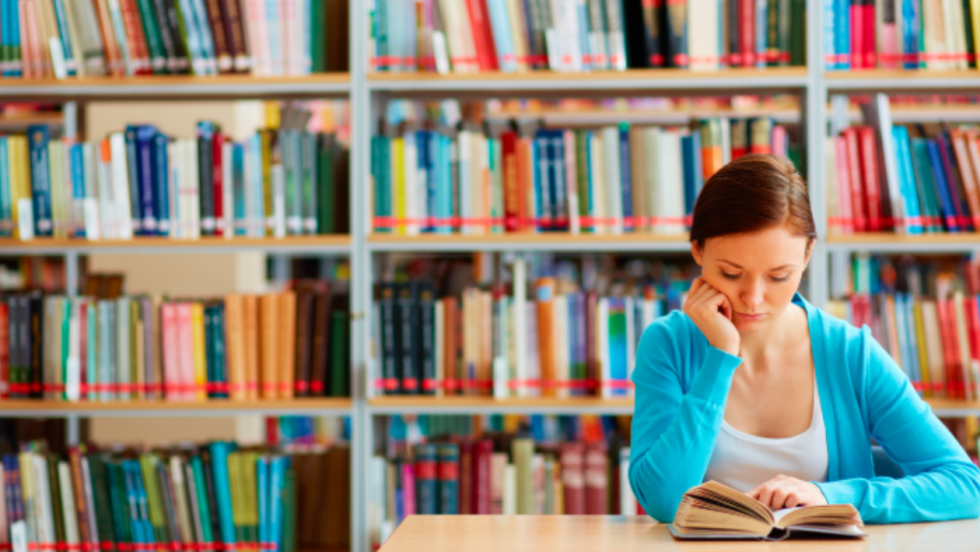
top-left (27, 125), bottom-right (54, 237)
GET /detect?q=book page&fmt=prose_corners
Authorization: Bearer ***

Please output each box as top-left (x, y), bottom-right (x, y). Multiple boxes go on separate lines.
top-left (773, 504), bottom-right (864, 529)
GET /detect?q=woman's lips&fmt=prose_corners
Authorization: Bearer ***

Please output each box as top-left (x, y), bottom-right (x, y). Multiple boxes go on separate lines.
top-left (737, 312), bottom-right (766, 322)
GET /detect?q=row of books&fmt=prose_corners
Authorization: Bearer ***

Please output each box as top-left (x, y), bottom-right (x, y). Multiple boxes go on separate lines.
top-left (827, 96), bottom-right (980, 235)
top-left (829, 255), bottom-right (980, 401)
top-left (0, 285), bottom-right (351, 401)
top-left (371, 259), bottom-right (689, 396)
top-left (368, 0), bottom-right (805, 73)
top-left (0, 117), bottom-right (350, 240)
top-left (0, 0), bottom-right (350, 78)
top-left (823, 0), bottom-right (979, 70)
top-left (0, 441), bottom-right (349, 552)
top-left (371, 117), bottom-right (795, 236)
top-left (371, 414), bottom-right (634, 547)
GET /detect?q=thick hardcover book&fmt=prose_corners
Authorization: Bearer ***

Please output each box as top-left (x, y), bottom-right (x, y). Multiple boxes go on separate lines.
top-left (293, 288), bottom-right (315, 397)
top-left (212, 131), bottom-right (225, 236)
top-left (397, 282), bottom-right (420, 394)
top-left (28, 293), bottom-right (43, 399)
top-left (310, 288), bottom-right (331, 397)
top-left (135, 0), bottom-right (167, 72)
top-left (197, 121), bottom-right (216, 235)
top-left (316, 133), bottom-right (336, 234)
top-left (414, 444), bottom-right (438, 514)
top-left (419, 282), bottom-right (437, 395)
top-left (202, 0), bottom-right (232, 71)
top-left (437, 444), bottom-right (459, 515)
top-left (377, 283), bottom-right (399, 394)
top-left (328, 293), bottom-right (349, 397)
top-left (27, 125), bottom-right (54, 237)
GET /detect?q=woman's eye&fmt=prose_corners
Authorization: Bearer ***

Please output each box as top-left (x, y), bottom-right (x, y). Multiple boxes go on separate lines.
top-left (721, 272), bottom-right (740, 280)
top-left (771, 275), bottom-right (790, 283)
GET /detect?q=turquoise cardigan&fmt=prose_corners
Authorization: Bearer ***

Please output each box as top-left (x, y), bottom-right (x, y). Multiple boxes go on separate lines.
top-left (628, 292), bottom-right (980, 524)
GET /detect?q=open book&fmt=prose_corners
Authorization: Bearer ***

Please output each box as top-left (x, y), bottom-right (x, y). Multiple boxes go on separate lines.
top-left (668, 481), bottom-right (866, 541)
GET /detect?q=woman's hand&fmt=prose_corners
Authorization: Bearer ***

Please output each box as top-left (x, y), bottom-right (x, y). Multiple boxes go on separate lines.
top-left (683, 277), bottom-right (740, 356)
top-left (746, 475), bottom-right (828, 510)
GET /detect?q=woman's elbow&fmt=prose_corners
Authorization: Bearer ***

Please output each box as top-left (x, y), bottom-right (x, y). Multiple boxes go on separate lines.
top-left (628, 461), bottom-right (676, 523)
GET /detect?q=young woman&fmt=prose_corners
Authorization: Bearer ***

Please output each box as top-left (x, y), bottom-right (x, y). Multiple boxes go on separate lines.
top-left (628, 154), bottom-right (980, 524)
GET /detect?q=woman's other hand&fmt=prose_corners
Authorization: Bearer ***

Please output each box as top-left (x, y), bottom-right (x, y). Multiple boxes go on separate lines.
top-left (684, 277), bottom-right (740, 356)
top-left (746, 475), bottom-right (829, 510)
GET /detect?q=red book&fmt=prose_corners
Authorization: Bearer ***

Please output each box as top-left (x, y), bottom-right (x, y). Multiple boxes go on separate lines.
top-left (965, 299), bottom-right (980, 379)
top-left (843, 127), bottom-right (868, 232)
top-left (834, 136), bottom-right (854, 234)
top-left (443, 297), bottom-right (458, 394)
top-left (560, 442), bottom-right (585, 514)
top-left (459, 439), bottom-right (473, 514)
top-left (937, 299), bottom-right (963, 399)
top-left (119, 0), bottom-right (152, 74)
top-left (0, 301), bottom-right (7, 399)
top-left (472, 440), bottom-right (493, 514)
top-left (585, 292), bottom-right (598, 395)
top-left (212, 132), bottom-right (226, 236)
top-left (584, 442), bottom-right (608, 514)
top-left (863, 1), bottom-right (877, 67)
top-left (857, 126), bottom-right (882, 232)
top-left (850, 0), bottom-right (864, 69)
top-left (501, 132), bottom-right (521, 232)
top-left (739, 0), bottom-right (755, 66)
top-left (466, 0), bottom-right (499, 71)
top-left (161, 302), bottom-right (180, 400)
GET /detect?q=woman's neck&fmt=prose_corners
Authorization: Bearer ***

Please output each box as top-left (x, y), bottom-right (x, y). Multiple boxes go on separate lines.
top-left (737, 303), bottom-right (802, 361)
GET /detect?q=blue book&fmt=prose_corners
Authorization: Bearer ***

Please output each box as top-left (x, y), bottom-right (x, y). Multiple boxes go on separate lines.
top-left (833, 0), bottom-right (850, 70)
top-left (257, 457), bottom-right (269, 548)
top-left (424, 132), bottom-right (438, 233)
top-left (681, 134), bottom-right (697, 217)
top-left (0, 137), bottom-right (10, 236)
top-left (901, 0), bottom-right (921, 69)
top-left (269, 456), bottom-right (289, 551)
top-left (755, 0), bottom-right (767, 68)
top-left (10, 0), bottom-right (22, 78)
top-left (213, 303), bottom-right (228, 397)
top-left (1, 0), bottom-right (8, 77)
top-left (264, 0), bottom-right (282, 74)
top-left (415, 131), bottom-right (428, 231)
top-left (486, 0), bottom-right (517, 71)
top-left (69, 143), bottom-right (85, 238)
top-left (209, 442), bottom-right (237, 549)
top-left (232, 143), bottom-right (246, 236)
top-left (26, 125), bottom-right (53, 236)
top-left (439, 134), bottom-right (453, 235)
top-left (533, 131), bottom-right (550, 231)
top-left (690, 129), bottom-right (704, 204)
top-left (51, 0), bottom-right (76, 76)
top-left (617, 125), bottom-right (632, 232)
top-left (909, 137), bottom-right (942, 232)
top-left (607, 298), bottom-right (628, 397)
top-left (250, 134), bottom-right (264, 237)
top-left (153, 132), bottom-right (171, 236)
top-left (937, 132), bottom-right (973, 232)
top-left (135, 125), bottom-right (158, 235)
top-left (891, 127), bottom-right (923, 235)
top-left (436, 444), bottom-right (459, 514)
top-left (130, 460), bottom-right (155, 547)
top-left (551, 130), bottom-right (568, 231)
top-left (925, 139), bottom-right (959, 232)
top-left (190, 0), bottom-right (216, 73)
top-left (124, 126), bottom-right (143, 235)
top-left (584, 131), bottom-right (594, 232)
top-left (371, 135), bottom-right (390, 233)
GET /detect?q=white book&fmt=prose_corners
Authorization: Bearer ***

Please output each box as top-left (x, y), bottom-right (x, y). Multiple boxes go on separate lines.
top-left (403, 131), bottom-right (419, 235)
top-left (551, 0), bottom-right (582, 71)
top-left (947, 0), bottom-right (968, 69)
top-left (281, 0), bottom-right (296, 75)
top-left (49, 38), bottom-right (68, 79)
top-left (108, 133), bottom-right (133, 239)
top-left (587, 0), bottom-right (610, 69)
top-left (526, 302), bottom-right (540, 398)
top-left (167, 142), bottom-right (179, 238)
top-left (689, 0), bottom-right (720, 70)
top-left (66, 298), bottom-right (81, 401)
top-left (513, 258), bottom-right (528, 398)
top-left (33, 456), bottom-right (55, 547)
top-left (116, 298), bottom-right (131, 400)
top-left (553, 295), bottom-right (570, 399)
top-left (719, 118), bottom-right (732, 164)
top-left (369, 457), bottom-right (387, 546)
top-left (600, 127), bottom-right (623, 235)
top-left (494, 297), bottom-right (510, 399)
top-left (272, 164), bottom-right (286, 238)
top-left (47, 142), bottom-right (65, 239)
top-left (598, 298), bottom-right (611, 399)
top-left (185, 140), bottom-right (202, 239)
top-left (619, 448), bottom-right (636, 515)
top-left (57, 462), bottom-right (79, 547)
top-left (81, 143), bottom-right (100, 240)
top-left (564, 130), bottom-right (580, 234)
top-left (222, 141), bottom-right (234, 240)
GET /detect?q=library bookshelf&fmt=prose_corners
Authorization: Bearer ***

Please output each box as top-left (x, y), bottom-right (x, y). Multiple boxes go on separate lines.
top-left (3, 2), bottom-right (980, 551)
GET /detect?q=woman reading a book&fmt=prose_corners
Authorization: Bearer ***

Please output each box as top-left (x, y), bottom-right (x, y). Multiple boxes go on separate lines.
top-left (628, 154), bottom-right (980, 524)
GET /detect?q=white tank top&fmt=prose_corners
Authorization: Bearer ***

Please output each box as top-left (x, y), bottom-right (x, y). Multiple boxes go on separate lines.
top-left (703, 380), bottom-right (828, 492)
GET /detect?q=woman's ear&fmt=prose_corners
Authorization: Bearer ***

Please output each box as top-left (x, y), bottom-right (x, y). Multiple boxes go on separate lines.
top-left (803, 239), bottom-right (815, 268)
top-left (691, 242), bottom-right (703, 266)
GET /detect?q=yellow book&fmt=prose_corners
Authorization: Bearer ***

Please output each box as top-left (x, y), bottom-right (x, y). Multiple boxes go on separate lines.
top-left (242, 452), bottom-right (259, 536)
top-left (8, 136), bottom-right (30, 239)
top-left (391, 137), bottom-right (406, 235)
top-left (18, 453), bottom-right (35, 531)
top-left (190, 302), bottom-right (208, 401)
top-left (227, 452), bottom-right (244, 537)
top-left (912, 299), bottom-right (932, 398)
top-left (972, 0), bottom-right (980, 70)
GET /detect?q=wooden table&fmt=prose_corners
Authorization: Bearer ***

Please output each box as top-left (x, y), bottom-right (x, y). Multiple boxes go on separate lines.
top-left (379, 515), bottom-right (980, 552)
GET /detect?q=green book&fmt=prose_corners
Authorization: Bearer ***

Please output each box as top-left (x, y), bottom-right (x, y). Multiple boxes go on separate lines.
top-left (788, 0), bottom-right (805, 65)
top-left (328, 295), bottom-right (349, 397)
top-left (227, 452), bottom-right (246, 544)
top-left (190, 456), bottom-right (215, 544)
top-left (282, 467), bottom-right (297, 552)
top-left (513, 438), bottom-right (533, 515)
top-left (106, 461), bottom-right (133, 547)
top-left (135, 0), bottom-right (167, 73)
top-left (86, 454), bottom-right (117, 547)
top-left (316, 134), bottom-right (336, 235)
top-left (310, 0), bottom-right (326, 72)
top-left (139, 455), bottom-right (169, 544)
top-left (47, 454), bottom-right (66, 546)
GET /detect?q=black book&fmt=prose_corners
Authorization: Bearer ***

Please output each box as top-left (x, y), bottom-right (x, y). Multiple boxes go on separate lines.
top-left (197, 121), bottom-right (216, 236)
top-left (161, 0), bottom-right (190, 72)
top-left (329, 293), bottom-right (350, 397)
top-left (311, 288), bottom-right (332, 397)
top-left (199, 449), bottom-right (223, 544)
top-left (28, 293), bottom-right (43, 399)
top-left (397, 282), bottom-right (420, 394)
top-left (377, 283), bottom-right (399, 394)
top-left (418, 282), bottom-right (436, 396)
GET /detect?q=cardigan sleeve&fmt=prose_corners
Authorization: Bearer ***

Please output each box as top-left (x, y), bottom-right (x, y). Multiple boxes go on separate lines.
top-left (627, 318), bottom-right (744, 522)
top-left (814, 327), bottom-right (980, 523)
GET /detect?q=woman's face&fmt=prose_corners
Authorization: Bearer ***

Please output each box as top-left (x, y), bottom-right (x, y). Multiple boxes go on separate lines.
top-left (691, 225), bottom-right (812, 333)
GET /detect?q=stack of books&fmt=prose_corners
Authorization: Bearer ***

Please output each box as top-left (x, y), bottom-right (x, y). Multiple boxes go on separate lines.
top-left (0, 115), bottom-right (350, 240)
top-left (370, 414), bottom-right (636, 547)
top-left (0, 440), bottom-right (349, 552)
top-left (823, 0), bottom-right (979, 70)
top-left (371, 256), bottom-right (692, 397)
top-left (827, 94), bottom-right (980, 235)
top-left (0, 283), bottom-right (351, 401)
top-left (0, 0), bottom-right (349, 78)
top-left (368, 0), bottom-right (806, 73)
top-left (371, 116), bottom-right (796, 235)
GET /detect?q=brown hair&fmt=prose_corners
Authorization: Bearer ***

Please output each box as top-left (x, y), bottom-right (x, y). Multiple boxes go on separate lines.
top-left (690, 154), bottom-right (817, 251)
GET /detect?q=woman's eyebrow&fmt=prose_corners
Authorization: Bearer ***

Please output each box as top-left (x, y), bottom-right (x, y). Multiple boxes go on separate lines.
top-left (717, 259), bottom-right (795, 271)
